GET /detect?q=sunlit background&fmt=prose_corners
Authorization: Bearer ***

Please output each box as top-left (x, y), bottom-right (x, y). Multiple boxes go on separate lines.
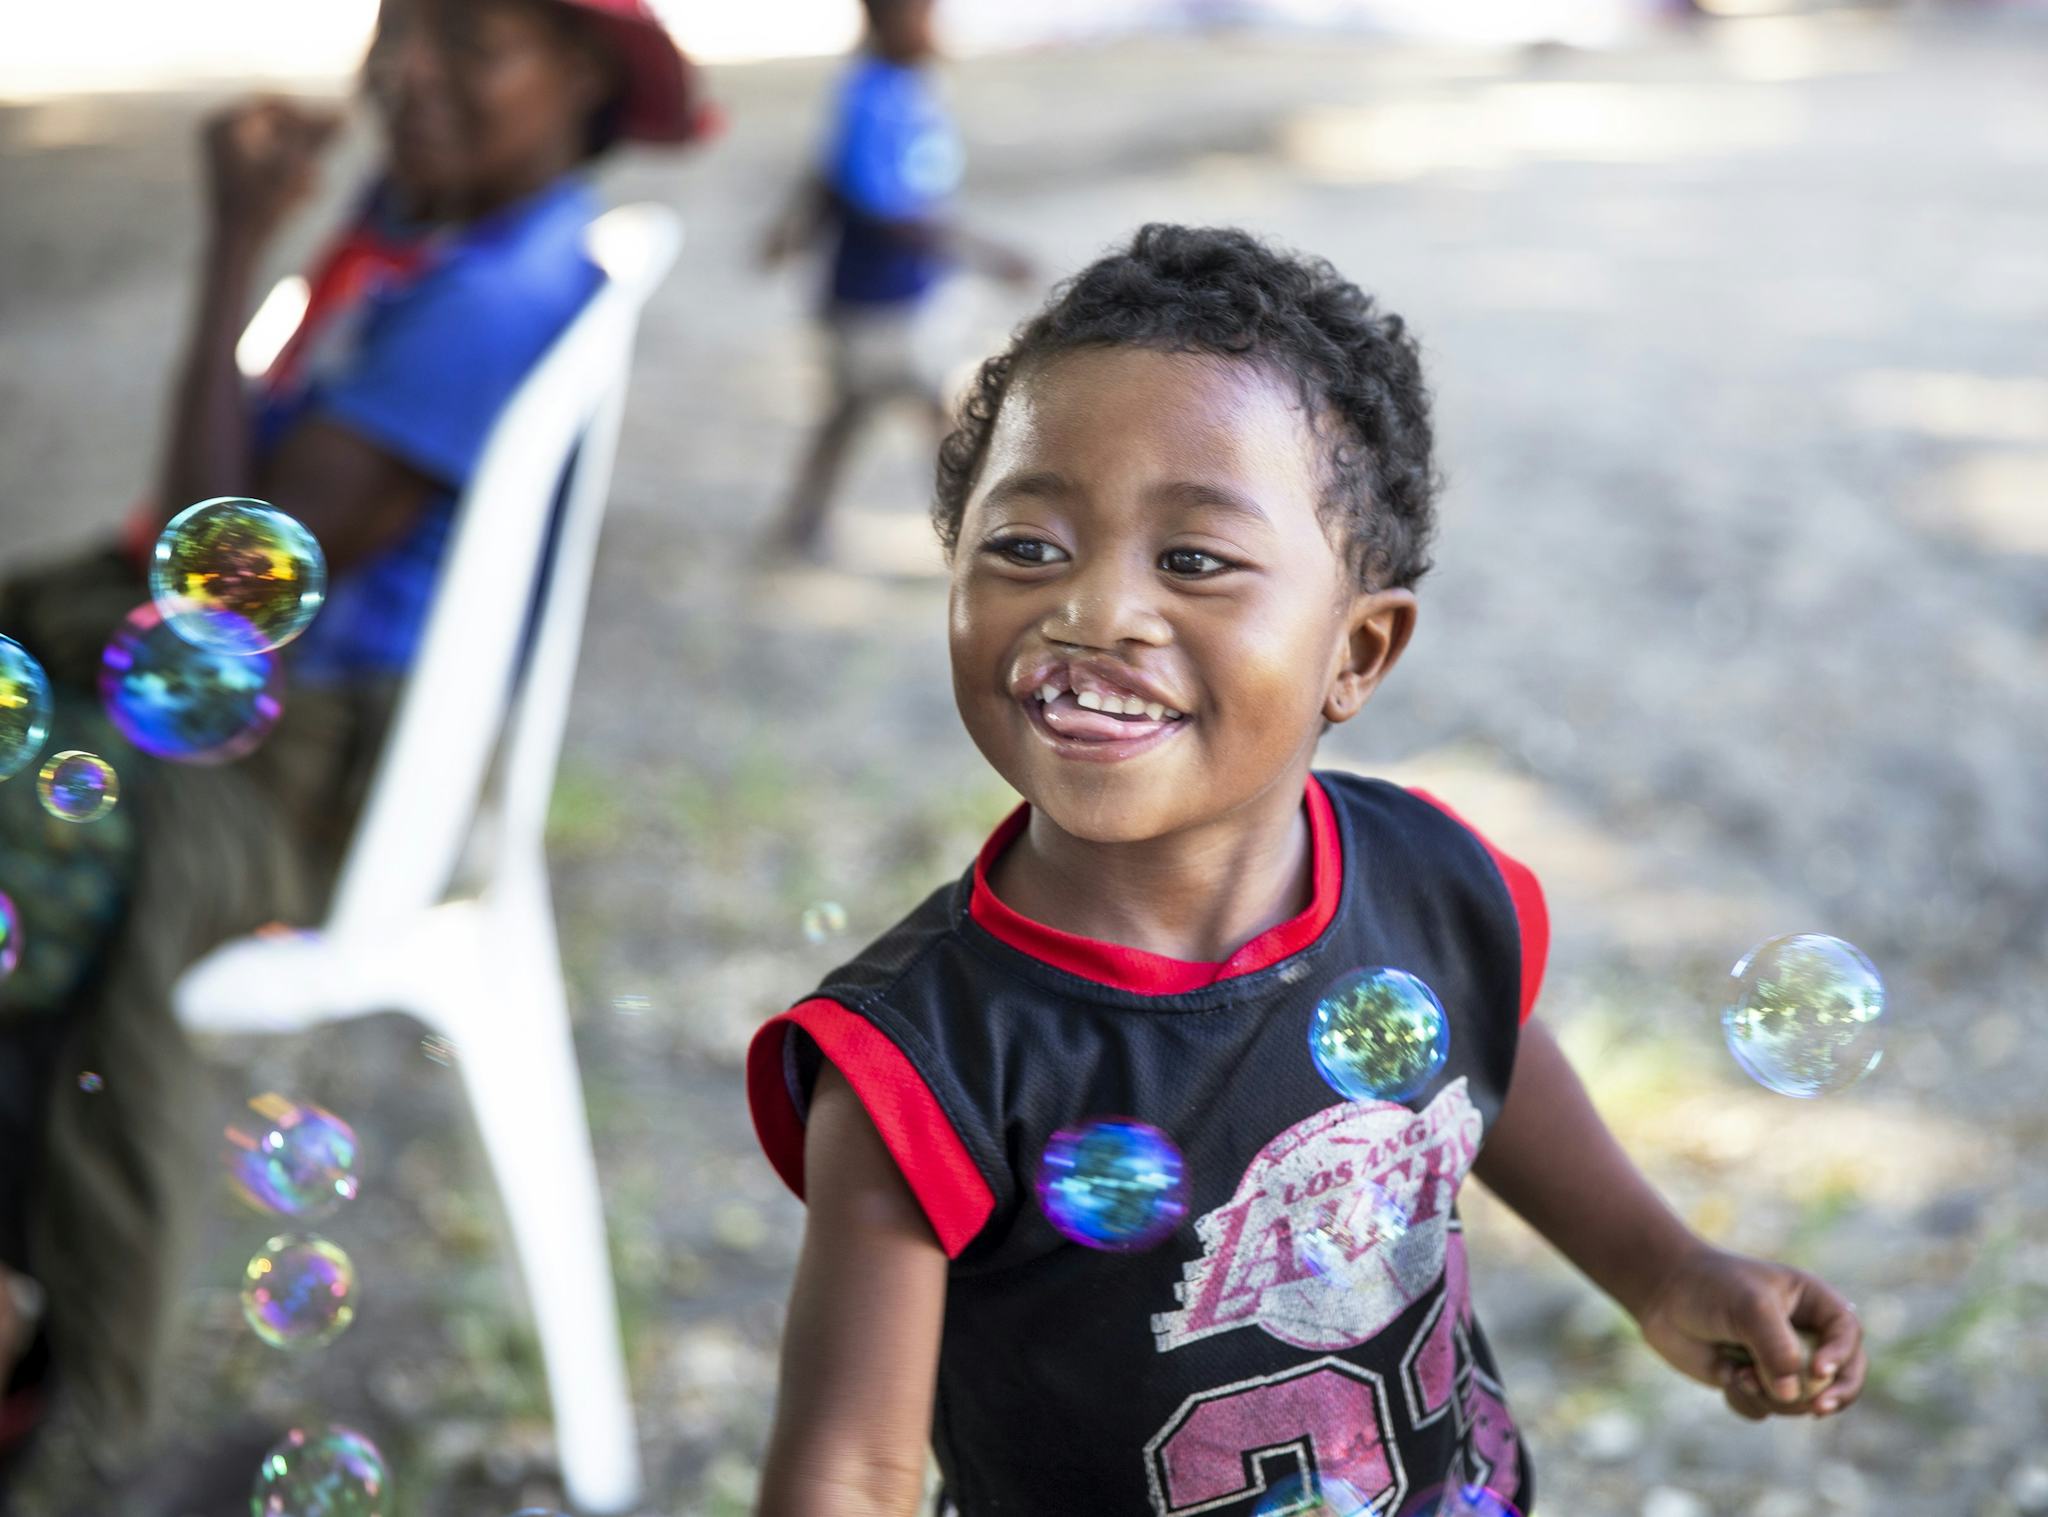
top-left (3, 0), bottom-right (2047, 1512)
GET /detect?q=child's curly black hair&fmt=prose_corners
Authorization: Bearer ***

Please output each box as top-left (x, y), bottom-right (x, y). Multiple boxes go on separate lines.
top-left (933, 223), bottom-right (1441, 593)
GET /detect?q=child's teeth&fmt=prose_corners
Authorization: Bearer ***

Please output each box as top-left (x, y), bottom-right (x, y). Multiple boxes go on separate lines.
top-left (1143, 701), bottom-right (1165, 720)
top-left (1164, 708), bottom-right (1182, 720)
top-left (1075, 691), bottom-right (1105, 711)
top-left (1036, 684), bottom-right (1057, 702)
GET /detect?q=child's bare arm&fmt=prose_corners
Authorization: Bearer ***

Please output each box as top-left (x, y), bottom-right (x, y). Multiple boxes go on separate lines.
top-left (756, 1061), bottom-right (950, 1517)
top-left (1471, 1016), bottom-right (1867, 1419)
top-left (1470, 1017), bottom-right (1700, 1316)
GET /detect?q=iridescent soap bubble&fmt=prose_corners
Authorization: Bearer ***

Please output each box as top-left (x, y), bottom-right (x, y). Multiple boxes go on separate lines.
top-left (1433, 1487), bottom-right (1522, 1517)
top-left (252, 1425), bottom-right (389, 1517)
top-left (241, 1233), bottom-right (356, 1350)
top-left (77, 1071), bottom-right (104, 1094)
top-left (1255, 1473), bottom-right (1374, 1516)
top-left (152, 497), bottom-right (326, 655)
top-left (801, 900), bottom-right (848, 945)
top-left (36, 750), bottom-right (119, 823)
top-left (1035, 1117), bottom-right (1188, 1252)
top-left (611, 992), bottom-right (650, 1015)
top-left (419, 1034), bottom-right (458, 1067)
top-left (226, 1093), bottom-right (360, 1220)
top-left (1723, 933), bottom-right (1886, 1098)
top-left (0, 635), bottom-right (52, 782)
top-left (1308, 967), bottom-right (1450, 1104)
top-left (101, 602), bottom-right (283, 764)
top-left (1296, 1180), bottom-right (1411, 1282)
top-left (0, 890), bottom-right (20, 982)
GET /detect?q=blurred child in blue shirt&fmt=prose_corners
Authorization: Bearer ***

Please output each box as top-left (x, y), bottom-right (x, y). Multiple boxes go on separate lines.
top-left (761, 0), bottom-right (1035, 559)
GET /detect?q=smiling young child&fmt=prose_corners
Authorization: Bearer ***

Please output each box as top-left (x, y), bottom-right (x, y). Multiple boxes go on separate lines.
top-left (747, 224), bottom-right (1866, 1516)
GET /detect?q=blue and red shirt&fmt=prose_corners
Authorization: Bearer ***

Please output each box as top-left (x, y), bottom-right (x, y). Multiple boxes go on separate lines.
top-left (254, 174), bottom-right (602, 679)
top-left (821, 53), bottom-right (963, 308)
top-left (749, 771), bottom-right (1550, 1515)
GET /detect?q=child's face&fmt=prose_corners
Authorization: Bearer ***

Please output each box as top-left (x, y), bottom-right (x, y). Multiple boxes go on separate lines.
top-left (948, 347), bottom-right (1415, 846)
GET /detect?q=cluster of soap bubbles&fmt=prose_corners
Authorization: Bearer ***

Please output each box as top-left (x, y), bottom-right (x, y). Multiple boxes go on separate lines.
top-left (1031, 964), bottom-right (1451, 1255)
top-left (0, 501), bottom-right (322, 990)
top-left (227, 1093), bottom-right (360, 1220)
top-left (242, 1232), bottom-right (357, 1350)
top-left (253, 1425), bottom-right (388, 1517)
top-left (226, 1092), bottom-right (363, 1362)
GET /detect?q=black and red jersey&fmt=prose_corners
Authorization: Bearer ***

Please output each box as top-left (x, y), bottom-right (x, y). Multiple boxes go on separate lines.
top-left (748, 770), bottom-right (1548, 1515)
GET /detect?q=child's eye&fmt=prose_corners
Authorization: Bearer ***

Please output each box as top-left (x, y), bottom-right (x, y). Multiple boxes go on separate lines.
top-left (1161, 547), bottom-right (1233, 577)
top-left (984, 535), bottom-right (1066, 567)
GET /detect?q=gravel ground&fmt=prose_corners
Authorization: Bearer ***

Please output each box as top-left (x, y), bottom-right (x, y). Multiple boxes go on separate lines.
top-left (2, 8), bottom-right (2046, 1514)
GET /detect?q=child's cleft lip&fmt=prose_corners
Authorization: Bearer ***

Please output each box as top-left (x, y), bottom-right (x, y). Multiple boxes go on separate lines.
top-left (1008, 654), bottom-right (1196, 757)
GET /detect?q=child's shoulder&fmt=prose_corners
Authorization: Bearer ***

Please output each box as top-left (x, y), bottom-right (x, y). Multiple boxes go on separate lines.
top-left (1314, 766), bottom-right (1543, 908)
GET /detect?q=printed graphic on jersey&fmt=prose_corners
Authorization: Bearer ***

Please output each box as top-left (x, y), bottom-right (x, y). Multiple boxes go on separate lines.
top-left (1153, 1080), bottom-right (1483, 1354)
top-left (1142, 1357), bottom-right (1403, 1517)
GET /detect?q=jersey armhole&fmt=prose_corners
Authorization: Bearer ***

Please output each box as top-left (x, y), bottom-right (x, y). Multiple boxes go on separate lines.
top-left (1406, 789), bottom-right (1550, 1025)
top-left (746, 996), bottom-right (997, 1258)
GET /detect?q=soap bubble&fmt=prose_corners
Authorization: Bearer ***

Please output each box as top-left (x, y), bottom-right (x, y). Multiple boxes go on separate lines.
top-left (419, 1034), bottom-right (458, 1067)
top-left (36, 750), bottom-right (119, 823)
top-left (100, 602), bottom-right (283, 764)
top-left (77, 1071), bottom-right (103, 1094)
top-left (152, 497), bottom-right (326, 655)
top-left (0, 890), bottom-right (20, 982)
top-left (1432, 1487), bottom-right (1522, 1517)
top-left (1308, 967), bottom-right (1449, 1104)
top-left (1723, 933), bottom-right (1885, 1098)
top-left (1035, 1117), bottom-right (1188, 1252)
top-left (0, 636), bottom-right (51, 782)
top-left (1295, 1179), bottom-right (1410, 1282)
top-left (611, 992), bottom-right (650, 1015)
top-left (252, 1425), bottom-right (388, 1517)
top-left (241, 1233), bottom-right (356, 1350)
top-left (226, 1094), bottom-right (360, 1220)
top-left (801, 901), bottom-right (848, 945)
top-left (1255, 1473), bottom-right (1374, 1516)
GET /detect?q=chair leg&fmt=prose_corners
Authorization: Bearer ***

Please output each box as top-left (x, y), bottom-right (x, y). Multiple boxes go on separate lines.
top-left (427, 884), bottom-right (643, 1513)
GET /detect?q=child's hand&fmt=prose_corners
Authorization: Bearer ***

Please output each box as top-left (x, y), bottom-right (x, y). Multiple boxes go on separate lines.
top-left (1631, 1243), bottom-right (1866, 1421)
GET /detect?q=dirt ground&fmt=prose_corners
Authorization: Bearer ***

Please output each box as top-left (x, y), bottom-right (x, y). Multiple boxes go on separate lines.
top-left (2, 8), bottom-right (2046, 1515)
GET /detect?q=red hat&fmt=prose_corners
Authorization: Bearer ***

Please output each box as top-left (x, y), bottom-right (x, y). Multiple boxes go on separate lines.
top-left (548, 0), bottom-right (724, 146)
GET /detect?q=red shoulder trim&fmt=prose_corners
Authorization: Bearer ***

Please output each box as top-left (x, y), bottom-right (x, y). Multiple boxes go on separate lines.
top-left (1407, 789), bottom-right (1549, 1024)
top-left (746, 997), bottom-right (995, 1258)
top-left (965, 774), bottom-right (1342, 995)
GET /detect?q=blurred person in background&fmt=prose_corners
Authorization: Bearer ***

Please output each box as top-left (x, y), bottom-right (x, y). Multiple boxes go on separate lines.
top-left (0, 0), bottom-right (713, 1502)
top-left (759, 0), bottom-right (1036, 562)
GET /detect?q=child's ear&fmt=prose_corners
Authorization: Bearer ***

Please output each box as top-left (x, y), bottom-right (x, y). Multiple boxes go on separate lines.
top-left (1324, 587), bottom-right (1417, 725)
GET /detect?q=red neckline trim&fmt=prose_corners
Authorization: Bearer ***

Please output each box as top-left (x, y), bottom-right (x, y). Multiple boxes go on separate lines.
top-left (967, 774), bottom-right (1341, 995)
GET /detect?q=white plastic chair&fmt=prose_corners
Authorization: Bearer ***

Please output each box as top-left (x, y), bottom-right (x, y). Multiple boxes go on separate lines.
top-left (175, 203), bottom-right (682, 1515)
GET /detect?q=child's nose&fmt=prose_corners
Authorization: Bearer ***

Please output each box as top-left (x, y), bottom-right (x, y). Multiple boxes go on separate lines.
top-left (1042, 563), bottom-right (1170, 649)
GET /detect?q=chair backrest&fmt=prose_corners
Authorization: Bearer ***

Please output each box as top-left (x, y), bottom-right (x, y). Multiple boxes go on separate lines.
top-left (321, 203), bottom-right (681, 937)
